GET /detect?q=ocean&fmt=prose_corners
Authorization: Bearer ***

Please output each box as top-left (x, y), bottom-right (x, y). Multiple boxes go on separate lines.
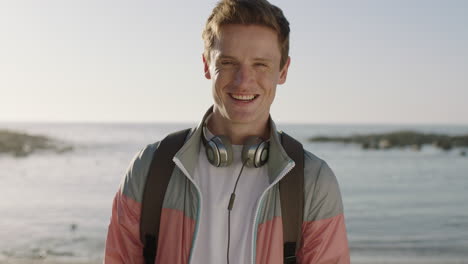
top-left (1, 122), bottom-right (467, 263)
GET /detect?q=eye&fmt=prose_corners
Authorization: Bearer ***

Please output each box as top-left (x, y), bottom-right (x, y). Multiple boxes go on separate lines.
top-left (221, 61), bottom-right (234, 66)
top-left (254, 62), bottom-right (268, 67)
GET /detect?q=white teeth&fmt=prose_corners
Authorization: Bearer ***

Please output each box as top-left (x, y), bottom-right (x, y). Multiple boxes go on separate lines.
top-left (231, 94), bottom-right (256, 101)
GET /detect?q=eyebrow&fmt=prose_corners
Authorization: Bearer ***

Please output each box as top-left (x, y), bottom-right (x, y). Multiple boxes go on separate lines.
top-left (217, 54), bottom-right (273, 62)
top-left (217, 55), bottom-right (236, 60)
top-left (253, 57), bottom-right (272, 63)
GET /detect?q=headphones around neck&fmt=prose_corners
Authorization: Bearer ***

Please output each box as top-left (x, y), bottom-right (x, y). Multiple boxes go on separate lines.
top-left (201, 125), bottom-right (269, 168)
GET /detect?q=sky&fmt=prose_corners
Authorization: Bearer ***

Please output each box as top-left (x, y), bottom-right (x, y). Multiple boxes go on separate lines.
top-left (1, 0), bottom-right (467, 124)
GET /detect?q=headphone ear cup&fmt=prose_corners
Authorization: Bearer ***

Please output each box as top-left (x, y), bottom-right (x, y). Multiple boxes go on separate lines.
top-left (242, 137), bottom-right (269, 168)
top-left (206, 135), bottom-right (233, 167)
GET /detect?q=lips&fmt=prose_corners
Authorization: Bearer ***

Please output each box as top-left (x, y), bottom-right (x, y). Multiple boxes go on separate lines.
top-left (229, 93), bottom-right (258, 102)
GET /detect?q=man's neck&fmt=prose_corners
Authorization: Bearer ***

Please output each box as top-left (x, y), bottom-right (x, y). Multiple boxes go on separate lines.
top-left (207, 112), bottom-right (270, 145)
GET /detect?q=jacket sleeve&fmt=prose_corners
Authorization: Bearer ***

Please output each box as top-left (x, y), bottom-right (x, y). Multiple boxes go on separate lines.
top-left (104, 144), bottom-right (157, 264)
top-left (104, 190), bottom-right (144, 264)
top-left (296, 153), bottom-right (350, 264)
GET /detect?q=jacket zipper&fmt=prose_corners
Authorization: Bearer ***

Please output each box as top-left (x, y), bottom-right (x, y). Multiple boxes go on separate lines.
top-left (173, 157), bottom-right (203, 264)
top-left (250, 161), bottom-right (295, 264)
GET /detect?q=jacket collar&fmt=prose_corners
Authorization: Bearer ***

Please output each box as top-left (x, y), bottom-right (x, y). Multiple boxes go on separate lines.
top-left (173, 106), bottom-right (294, 184)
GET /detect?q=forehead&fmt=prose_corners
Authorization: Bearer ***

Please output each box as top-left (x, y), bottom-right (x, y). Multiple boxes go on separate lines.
top-left (212, 24), bottom-right (281, 61)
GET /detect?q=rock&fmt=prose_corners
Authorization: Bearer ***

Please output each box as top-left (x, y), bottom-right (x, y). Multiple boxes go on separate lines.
top-left (437, 141), bottom-right (452, 151)
top-left (379, 139), bottom-right (391, 149)
top-left (0, 129), bottom-right (73, 157)
top-left (411, 144), bottom-right (422, 151)
top-left (309, 130), bottom-right (468, 152)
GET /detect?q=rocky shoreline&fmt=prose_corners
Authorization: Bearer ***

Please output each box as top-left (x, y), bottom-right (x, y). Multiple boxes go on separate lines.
top-left (0, 129), bottom-right (72, 157)
top-left (309, 130), bottom-right (468, 154)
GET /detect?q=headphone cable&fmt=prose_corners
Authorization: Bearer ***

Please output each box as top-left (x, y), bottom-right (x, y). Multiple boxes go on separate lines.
top-left (227, 158), bottom-right (248, 264)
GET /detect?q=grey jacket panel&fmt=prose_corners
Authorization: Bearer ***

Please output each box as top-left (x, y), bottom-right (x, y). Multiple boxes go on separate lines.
top-left (163, 166), bottom-right (200, 220)
top-left (257, 186), bottom-right (282, 224)
top-left (303, 150), bottom-right (344, 222)
top-left (121, 142), bottom-right (160, 203)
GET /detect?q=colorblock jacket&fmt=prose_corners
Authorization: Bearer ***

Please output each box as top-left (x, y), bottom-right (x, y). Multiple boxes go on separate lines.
top-left (104, 113), bottom-right (350, 264)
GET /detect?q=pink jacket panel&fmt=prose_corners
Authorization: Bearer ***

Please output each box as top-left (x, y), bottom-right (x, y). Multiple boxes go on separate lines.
top-left (296, 214), bottom-right (350, 264)
top-left (255, 216), bottom-right (283, 264)
top-left (156, 208), bottom-right (195, 264)
top-left (104, 192), bottom-right (144, 264)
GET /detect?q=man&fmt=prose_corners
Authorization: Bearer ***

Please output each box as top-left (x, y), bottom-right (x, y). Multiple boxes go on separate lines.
top-left (104, 0), bottom-right (350, 263)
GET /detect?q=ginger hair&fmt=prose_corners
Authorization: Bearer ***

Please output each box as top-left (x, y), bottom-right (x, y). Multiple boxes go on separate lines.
top-left (202, 0), bottom-right (290, 68)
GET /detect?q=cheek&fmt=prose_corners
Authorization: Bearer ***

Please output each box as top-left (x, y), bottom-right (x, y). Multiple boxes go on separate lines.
top-left (212, 72), bottom-right (228, 100)
top-left (213, 70), bottom-right (235, 87)
top-left (257, 72), bottom-right (280, 89)
top-left (270, 87), bottom-right (277, 99)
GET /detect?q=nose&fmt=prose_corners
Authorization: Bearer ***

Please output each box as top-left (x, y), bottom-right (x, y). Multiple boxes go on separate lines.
top-left (233, 65), bottom-right (254, 89)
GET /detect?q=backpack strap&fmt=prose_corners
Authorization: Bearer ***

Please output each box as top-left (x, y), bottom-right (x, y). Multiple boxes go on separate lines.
top-left (280, 132), bottom-right (304, 264)
top-left (140, 128), bottom-right (191, 264)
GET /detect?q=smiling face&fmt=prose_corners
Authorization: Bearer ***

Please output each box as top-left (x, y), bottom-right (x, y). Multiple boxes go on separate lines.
top-left (204, 24), bottom-right (290, 130)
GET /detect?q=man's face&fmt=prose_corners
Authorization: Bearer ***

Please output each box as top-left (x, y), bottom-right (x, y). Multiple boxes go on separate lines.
top-left (203, 24), bottom-right (290, 126)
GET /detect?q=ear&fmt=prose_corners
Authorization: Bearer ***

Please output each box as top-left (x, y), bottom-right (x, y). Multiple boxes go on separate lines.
top-left (278, 56), bottom-right (291, 85)
top-left (202, 54), bottom-right (211, 79)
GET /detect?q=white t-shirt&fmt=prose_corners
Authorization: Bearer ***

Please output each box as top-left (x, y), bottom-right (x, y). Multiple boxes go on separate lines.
top-left (191, 131), bottom-right (270, 264)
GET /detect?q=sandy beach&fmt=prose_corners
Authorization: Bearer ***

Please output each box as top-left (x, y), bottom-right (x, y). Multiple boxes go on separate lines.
top-left (0, 258), bottom-right (101, 264)
top-left (352, 256), bottom-right (468, 264)
top-left (2, 257), bottom-right (468, 264)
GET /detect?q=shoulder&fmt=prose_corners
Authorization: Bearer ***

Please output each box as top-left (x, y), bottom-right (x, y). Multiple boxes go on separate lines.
top-left (119, 128), bottom-right (194, 203)
top-left (303, 149), bottom-right (344, 221)
top-left (119, 142), bottom-right (160, 203)
top-left (303, 150), bottom-right (337, 187)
